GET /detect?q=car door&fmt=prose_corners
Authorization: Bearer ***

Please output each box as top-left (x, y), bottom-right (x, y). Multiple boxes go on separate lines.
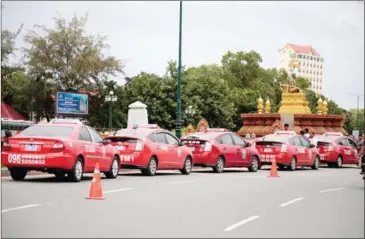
top-left (215, 133), bottom-right (236, 166)
top-left (164, 132), bottom-right (183, 169)
top-left (152, 132), bottom-right (170, 169)
top-left (298, 136), bottom-right (312, 165)
top-left (88, 127), bottom-right (109, 171)
top-left (78, 126), bottom-right (97, 172)
top-left (346, 138), bottom-right (359, 164)
top-left (336, 138), bottom-right (351, 163)
top-left (291, 136), bottom-right (305, 165)
top-left (231, 134), bottom-right (250, 167)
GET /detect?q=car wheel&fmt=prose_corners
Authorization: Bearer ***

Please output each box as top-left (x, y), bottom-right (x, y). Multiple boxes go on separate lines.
top-left (54, 171), bottom-right (66, 181)
top-left (10, 168), bottom-right (27, 181)
top-left (336, 156), bottom-right (343, 168)
top-left (213, 156), bottom-right (224, 173)
top-left (311, 156), bottom-right (320, 170)
top-left (289, 157), bottom-right (297, 171)
top-left (145, 157), bottom-right (157, 176)
top-left (248, 156), bottom-right (259, 172)
top-left (105, 156), bottom-right (120, 179)
top-left (180, 157), bottom-right (192, 175)
top-left (67, 158), bottom-right (84, 182)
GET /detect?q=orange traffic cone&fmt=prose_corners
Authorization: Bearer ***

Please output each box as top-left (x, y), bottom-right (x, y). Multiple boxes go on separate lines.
top-left (86, 163), bottom-right (105, 200)
top-left (268, 159), bottom-right (279, 178)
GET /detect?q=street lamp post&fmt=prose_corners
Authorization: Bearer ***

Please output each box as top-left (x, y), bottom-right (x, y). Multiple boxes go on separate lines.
top-left (185, 105), bottom-right (196, 125)
top-left (176, 0), bottom-right (183, 139)
top-left (349, 93), bottom-right (364, 134)
top-left (105, 90), bottom-right (117, 129)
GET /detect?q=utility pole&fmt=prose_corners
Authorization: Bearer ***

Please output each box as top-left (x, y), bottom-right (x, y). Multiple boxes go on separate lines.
top-left (176, 0), bottom-right (183, 138)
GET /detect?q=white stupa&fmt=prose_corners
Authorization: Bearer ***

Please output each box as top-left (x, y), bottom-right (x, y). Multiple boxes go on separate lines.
top-left (127, 101), bottom-right (148, 128)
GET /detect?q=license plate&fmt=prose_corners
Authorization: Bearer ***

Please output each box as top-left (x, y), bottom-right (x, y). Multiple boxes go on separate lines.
top-left (115, 146), bottom-right (125, 151)
top-left (25, 144), bottom-right (38, 151)
top-left (264, 147), bottom-right (272, 153)
top-left (189, 147), bottom-right (195, 152)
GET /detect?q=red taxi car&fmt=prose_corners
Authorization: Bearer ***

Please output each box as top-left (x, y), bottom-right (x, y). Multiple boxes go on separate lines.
top-left (1, 119), bottom-right (120, 182)
top-left (255, 131), bottom-right (320, 171)
top-left (316, 133), bottom-right (358, 168)
top-left (105, 125), bottom-right (193, 176)
top-left (181, 129), bottom-right (261, 173)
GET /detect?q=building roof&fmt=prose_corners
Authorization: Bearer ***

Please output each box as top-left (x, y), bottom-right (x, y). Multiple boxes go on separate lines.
top-left (287, 43), bottom-right (321, 57)
top-left (1, 102), bottom-right (26, 120)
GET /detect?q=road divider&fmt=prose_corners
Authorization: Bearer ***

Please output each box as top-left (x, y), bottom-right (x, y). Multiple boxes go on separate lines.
top-left (278, 197), bottom-right (304, 207)
top-left (320, 188), bottom-right (345, 193)
top-left (2, 204), bottom-right (41, 213)
top-left (223, 216), bottom-right (260, 232)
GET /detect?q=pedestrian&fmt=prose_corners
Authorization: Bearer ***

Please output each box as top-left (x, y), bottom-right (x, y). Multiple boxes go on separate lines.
top-left (284, 123), bottom-right (289, 131)
top-left (304, 128), bottom-right (310, 139)
top-left (300, 130), bottom-right (305, 136)
top-left (309, 132), bottom-right (318, 146)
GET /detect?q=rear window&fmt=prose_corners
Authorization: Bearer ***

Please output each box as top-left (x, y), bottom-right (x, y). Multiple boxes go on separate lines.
top-left (261, 135), bottom-right (287, 143)
top-left (115, 129), bottom-right (150, 139)
top-left (184, 134), bottom-right (214, 141)
top-left (18, 125), bottom-right (74, 138)
top-left (108, 137), bottom-right (138, 143)
top-left (316, 137), bottom-right (333, 143)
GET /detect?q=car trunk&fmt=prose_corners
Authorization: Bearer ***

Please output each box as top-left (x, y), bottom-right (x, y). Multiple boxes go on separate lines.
top-left (255, 141), bottom-right (284, 154)
top-left (6, 137), bottom-right (59, 154)
top-left (106, 136), bottom-right (140, 153)
top-left (317, 141), bottom-right (332, 154)
top-left (181, 139), bottom-right (207, 154)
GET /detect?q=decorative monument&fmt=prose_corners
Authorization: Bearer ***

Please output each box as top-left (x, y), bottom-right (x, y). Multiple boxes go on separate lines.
top-left (237, 58), bottom-right (347, 137)
top-left (127, 101), bottom-right (148, 128)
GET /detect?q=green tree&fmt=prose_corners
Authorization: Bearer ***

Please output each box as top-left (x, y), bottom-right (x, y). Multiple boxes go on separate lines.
top-left (23, 14), bottom-right (123, 92)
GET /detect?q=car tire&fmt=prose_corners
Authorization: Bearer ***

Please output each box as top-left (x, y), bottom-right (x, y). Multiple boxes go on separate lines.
top-left (144, 157), bottom-right (157, 176)
top-left (105, 156), bottom-right (120, 179)
top-left (67, 158), bottom-right (84, 182)
top-left (10, 168), bottom-right (27, 181)
top-left (213, 156), bottom-right (224, 173)
top-left (289, 157), bottom-right (297, 171)
top-left (248, 156), bottom-right (259, 172)
top-left (311, 156), bottom-right (320, 170)
top-left (54, 172), bottom-right (66, 181)
top-left (180, 157), bottom-right (192, 175)
top-left (335, 156), bottom-right (343, 168)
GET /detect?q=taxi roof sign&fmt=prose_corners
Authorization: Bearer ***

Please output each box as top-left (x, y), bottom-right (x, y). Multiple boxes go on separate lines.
top-left (275, 130), bottom-right (297, 135)
top-left (132, 124), bottom-right (160, 129)
top-left (49, 118), bottom-right (83, 125)
top-left (205, 128), bottom-right (228, 132)
top-left (323, 132), bottom-right (343, 137)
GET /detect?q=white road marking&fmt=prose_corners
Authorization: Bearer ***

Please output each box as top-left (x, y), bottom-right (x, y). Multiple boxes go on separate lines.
top-left (223, 216), bottom-right (260, 232)
top-left (103, 188), bottom-right (134, 194)
top-left (168, 179), bottom-right (203, 184)
top-left (320, 188), bottom-right (345, 193)
top-left (2, 204), bottom-right (41, 213)
top-left (279, 197), bottom-right (304, 207)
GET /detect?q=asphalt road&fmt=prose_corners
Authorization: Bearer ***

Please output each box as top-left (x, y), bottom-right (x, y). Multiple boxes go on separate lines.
top-left (1, 165), bottom-right (364, 238)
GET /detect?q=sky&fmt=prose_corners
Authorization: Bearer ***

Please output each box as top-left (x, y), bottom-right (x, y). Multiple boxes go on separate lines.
top-left (1, 1), bottom-right (364, 109)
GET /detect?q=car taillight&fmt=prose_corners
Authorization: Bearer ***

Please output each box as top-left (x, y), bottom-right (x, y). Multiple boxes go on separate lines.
top-left (51, 141), bottom-right (64, 153)
top-left (135, 140), bottom-right (144, 151)
top-left (204, 142), bottom-right (212, 152)
top-left (280, 144), bottom-right (288, 153)
top-left (328, 145), bottom-right (334, 151)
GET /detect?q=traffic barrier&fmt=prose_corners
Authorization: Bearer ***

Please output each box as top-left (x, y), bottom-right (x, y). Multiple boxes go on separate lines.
top-left (86, 163), bottom-right (105, 200)
top-left (268, 159), bottom-right (279, 177)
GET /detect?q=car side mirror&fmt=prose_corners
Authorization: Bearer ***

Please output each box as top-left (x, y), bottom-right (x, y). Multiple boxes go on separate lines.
top-left (309, 144), bottom-right (315, 148)
top-left (338, 142), bottom-right (343, 146)
top-left (245, 142), bottom-right (251, 147)
top-left (178, 141), bottom-right (183, 146)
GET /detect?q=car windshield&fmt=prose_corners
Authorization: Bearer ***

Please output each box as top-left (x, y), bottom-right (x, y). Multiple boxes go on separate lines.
top-left (115, 129), bottom-right (151, 138)
top-left (17, 125), bottom-right (75, 138)
top-left (261, 135), bottom-right (287, 143)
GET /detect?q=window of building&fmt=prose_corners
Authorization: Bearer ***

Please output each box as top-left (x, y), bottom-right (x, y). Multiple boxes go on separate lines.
top-left (297, 54), bottom-right (302, 59)
top-left (310, 56), bottom-right (313, 60)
